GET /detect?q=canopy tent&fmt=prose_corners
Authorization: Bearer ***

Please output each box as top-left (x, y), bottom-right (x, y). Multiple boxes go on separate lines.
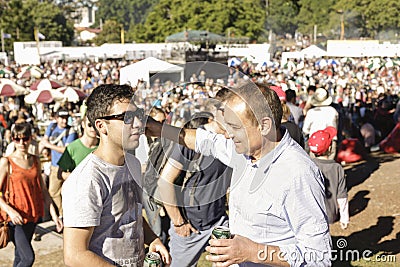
top-left (166, 30), bottom-right (225, 43)
top-left (301, 45), bottom-right (327, 59)
top-left (120, 57), bottom-right (184, 87)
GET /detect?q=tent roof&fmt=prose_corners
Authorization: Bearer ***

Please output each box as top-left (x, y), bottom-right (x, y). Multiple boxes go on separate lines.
top-left (166, 30), bottom-right (225, 43)
top-left (121, 57), bottom-right (183, 73)
top-left (119, 57), bottom-right (184, 86)
top-left (301, 45), bottom-right (327, 58)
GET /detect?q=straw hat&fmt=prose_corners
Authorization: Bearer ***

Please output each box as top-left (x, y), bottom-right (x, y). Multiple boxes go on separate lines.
top-left (311, 88), bottom-right (332, 107)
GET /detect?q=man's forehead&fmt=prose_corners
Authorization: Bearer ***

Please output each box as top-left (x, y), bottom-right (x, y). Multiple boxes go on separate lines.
top-left (226, 97), bottom-right (247, 114)
top-left (110, 99), bottom-right (136, 112)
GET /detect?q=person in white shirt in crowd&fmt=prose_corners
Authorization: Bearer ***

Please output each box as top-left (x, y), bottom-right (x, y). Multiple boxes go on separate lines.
top-left (303, 87), bottom-right (339, 159)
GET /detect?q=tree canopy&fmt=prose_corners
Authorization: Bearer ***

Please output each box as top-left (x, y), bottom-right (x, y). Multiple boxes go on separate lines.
top-left (1, 0), bottom-right (400, 49)
top-left (0, 0), bottom-right (74, 51)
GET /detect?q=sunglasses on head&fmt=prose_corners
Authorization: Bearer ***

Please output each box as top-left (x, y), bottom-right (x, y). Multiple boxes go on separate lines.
top-left (13, 136), bottom-right (30, 142)
top-left (98, 108), bottom-right (145, 124)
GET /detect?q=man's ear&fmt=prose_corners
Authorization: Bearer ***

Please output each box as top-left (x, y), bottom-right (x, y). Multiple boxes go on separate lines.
top-left (96, 119), bottom-right (107, 135)
top-left (259, 117), bottom-right (273, 136)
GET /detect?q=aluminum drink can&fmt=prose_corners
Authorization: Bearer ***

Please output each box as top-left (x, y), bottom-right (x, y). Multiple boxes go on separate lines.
top-left (211, 226), bottom-right (231, 239)
top-left (144, 252), bottom-right (161, 267)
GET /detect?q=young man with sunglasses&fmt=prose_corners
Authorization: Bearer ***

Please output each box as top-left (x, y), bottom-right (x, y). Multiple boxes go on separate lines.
top-left (57, 115), bottom-right (99, 180)
top-left (62, 84), bottom-right (170, 267)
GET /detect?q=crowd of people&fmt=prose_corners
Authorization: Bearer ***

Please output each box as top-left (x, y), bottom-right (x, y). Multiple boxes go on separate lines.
top-left (0, 54), bottom-right (399, 266)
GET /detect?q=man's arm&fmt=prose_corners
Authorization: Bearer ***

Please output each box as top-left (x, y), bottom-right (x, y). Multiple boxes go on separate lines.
top-left (40, 138), bottom-right (67, 154)
top-left (158, 158), bottom-right (199, 237)
top-left (145, 118), bottom-right (196, 150)
top-left (64, 227), bottom-right (114, 267)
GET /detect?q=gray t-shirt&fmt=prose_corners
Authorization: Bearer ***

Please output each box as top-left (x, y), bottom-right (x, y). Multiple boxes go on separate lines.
top-left (62, 153), bottom-right (144, 266)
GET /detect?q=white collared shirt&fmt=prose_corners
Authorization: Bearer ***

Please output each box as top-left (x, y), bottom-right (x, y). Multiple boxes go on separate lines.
top-left (195, 128), bottom-right (332, 266)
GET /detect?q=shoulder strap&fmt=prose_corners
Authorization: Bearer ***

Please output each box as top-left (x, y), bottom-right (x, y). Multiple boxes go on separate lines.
top-left (49, 126), bottom-right (69, 145)
top-left (157, 139), bottom-right (175, 174)
top-left (49, 122), bottom-right (57, 136)
top-left (186, 153), bottom-right (204, 206)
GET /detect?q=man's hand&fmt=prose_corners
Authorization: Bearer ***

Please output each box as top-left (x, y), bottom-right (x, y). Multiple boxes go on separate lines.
top-left (174, 222), bottom-right (199, 237)
top-left (40, 138), bottom-right (50, 148)
top-left (205, 234), bottom-right (255, 266)
top-left (53, 216), bottom-right (64, 232)
top-left (148, 238), bottom-right (171, 266)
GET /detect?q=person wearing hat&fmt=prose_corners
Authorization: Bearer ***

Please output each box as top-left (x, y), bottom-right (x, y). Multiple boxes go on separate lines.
top-left (39, 108), bottom-right (78, 217)
top-left (302, 87), bottom-right (338, 159)
top-left (309, 126), bottom-right (349, 229)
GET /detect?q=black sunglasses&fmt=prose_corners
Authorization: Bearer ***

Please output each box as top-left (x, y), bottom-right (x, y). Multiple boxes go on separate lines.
top-left (13, 136), bottom-right (30, 142)
top-left (98, 108), bottom-right (145, 124)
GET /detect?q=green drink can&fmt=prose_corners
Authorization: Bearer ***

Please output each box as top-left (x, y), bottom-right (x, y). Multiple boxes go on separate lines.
top-left (144, 252), bottom-right (161, 267)
top-left (211, 226), bottom-right (231, 239)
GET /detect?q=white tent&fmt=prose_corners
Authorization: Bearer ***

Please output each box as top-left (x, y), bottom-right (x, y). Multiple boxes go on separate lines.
top-left (120, 57), bottom-right (184, 87)
top-left (301, 45), bottom-right (327, 59)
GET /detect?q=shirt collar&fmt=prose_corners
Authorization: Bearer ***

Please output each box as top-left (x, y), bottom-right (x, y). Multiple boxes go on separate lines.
top-left (244, 127), bottom-right (291, 169)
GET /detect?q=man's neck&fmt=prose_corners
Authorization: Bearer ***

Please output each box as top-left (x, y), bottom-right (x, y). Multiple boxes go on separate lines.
top-left (252, 128), bottom-right (283, 162)
top-left (94, 144), bottom-right (125, 166)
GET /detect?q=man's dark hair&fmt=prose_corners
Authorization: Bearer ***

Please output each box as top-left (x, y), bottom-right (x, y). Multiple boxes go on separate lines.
top-left (285, 89), bottom-right (296, 103)
top-left (214, 87), bottom-right (232, 110)
top-left (231, 81), bottom-right (283, 129)
top-left (185, 112), bottom-right (214, 129)
top-left (86, 84), bottom-right (135, 134)
top-left (307, 85), bottom-right (317, 93)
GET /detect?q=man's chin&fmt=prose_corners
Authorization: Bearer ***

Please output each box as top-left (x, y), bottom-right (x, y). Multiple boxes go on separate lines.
top-left (123, 140), bottom-right (139, 151)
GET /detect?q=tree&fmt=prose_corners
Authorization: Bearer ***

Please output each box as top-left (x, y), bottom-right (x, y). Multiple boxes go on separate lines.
top-left (296, 0), bottom-right (335, 36)
top-left (266, 0), bottom-right (299, 36)
top-left (93, 20), bottom-right (122, 45)
top-left (0, 0), bottom-right (74, 51)
top-left (131, 0), bottom-right (266, 43)
top-left (96, 0), bottom-right (158, 30)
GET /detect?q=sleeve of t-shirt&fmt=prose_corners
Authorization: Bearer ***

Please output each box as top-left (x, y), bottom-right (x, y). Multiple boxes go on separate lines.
top-left (169, 144), bottom-right (195, 170)
top-left (62, 162), bottom-right (104, 227)
top-left (57, 148), bottom-right (75, 172)
top-left (44, 123), bottom-right (55, 138)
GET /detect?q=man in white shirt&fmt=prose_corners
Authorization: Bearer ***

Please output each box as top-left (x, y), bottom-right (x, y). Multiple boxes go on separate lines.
top-left (146, 81), bottom-right (331, 266)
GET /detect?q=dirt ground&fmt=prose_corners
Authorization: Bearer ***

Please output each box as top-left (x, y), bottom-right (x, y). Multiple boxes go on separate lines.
top-left (1, 151), bottom-right (399, 267)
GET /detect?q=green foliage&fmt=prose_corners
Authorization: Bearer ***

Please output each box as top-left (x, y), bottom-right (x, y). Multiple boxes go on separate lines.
top-left (96, 0), bottom-right (158, 30)
top-left (93, 20), bottom-right (122, 45)
top-left (296, 0), bottom-right (400, 39)
top-left (0, 0), bottom-right (74, 51)
top-left (130, 0), bottom-right (266, 43)
top-left (297, 0), bottom-right (336, 35)
top-left (267, 0), bottom-right (299, 36)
